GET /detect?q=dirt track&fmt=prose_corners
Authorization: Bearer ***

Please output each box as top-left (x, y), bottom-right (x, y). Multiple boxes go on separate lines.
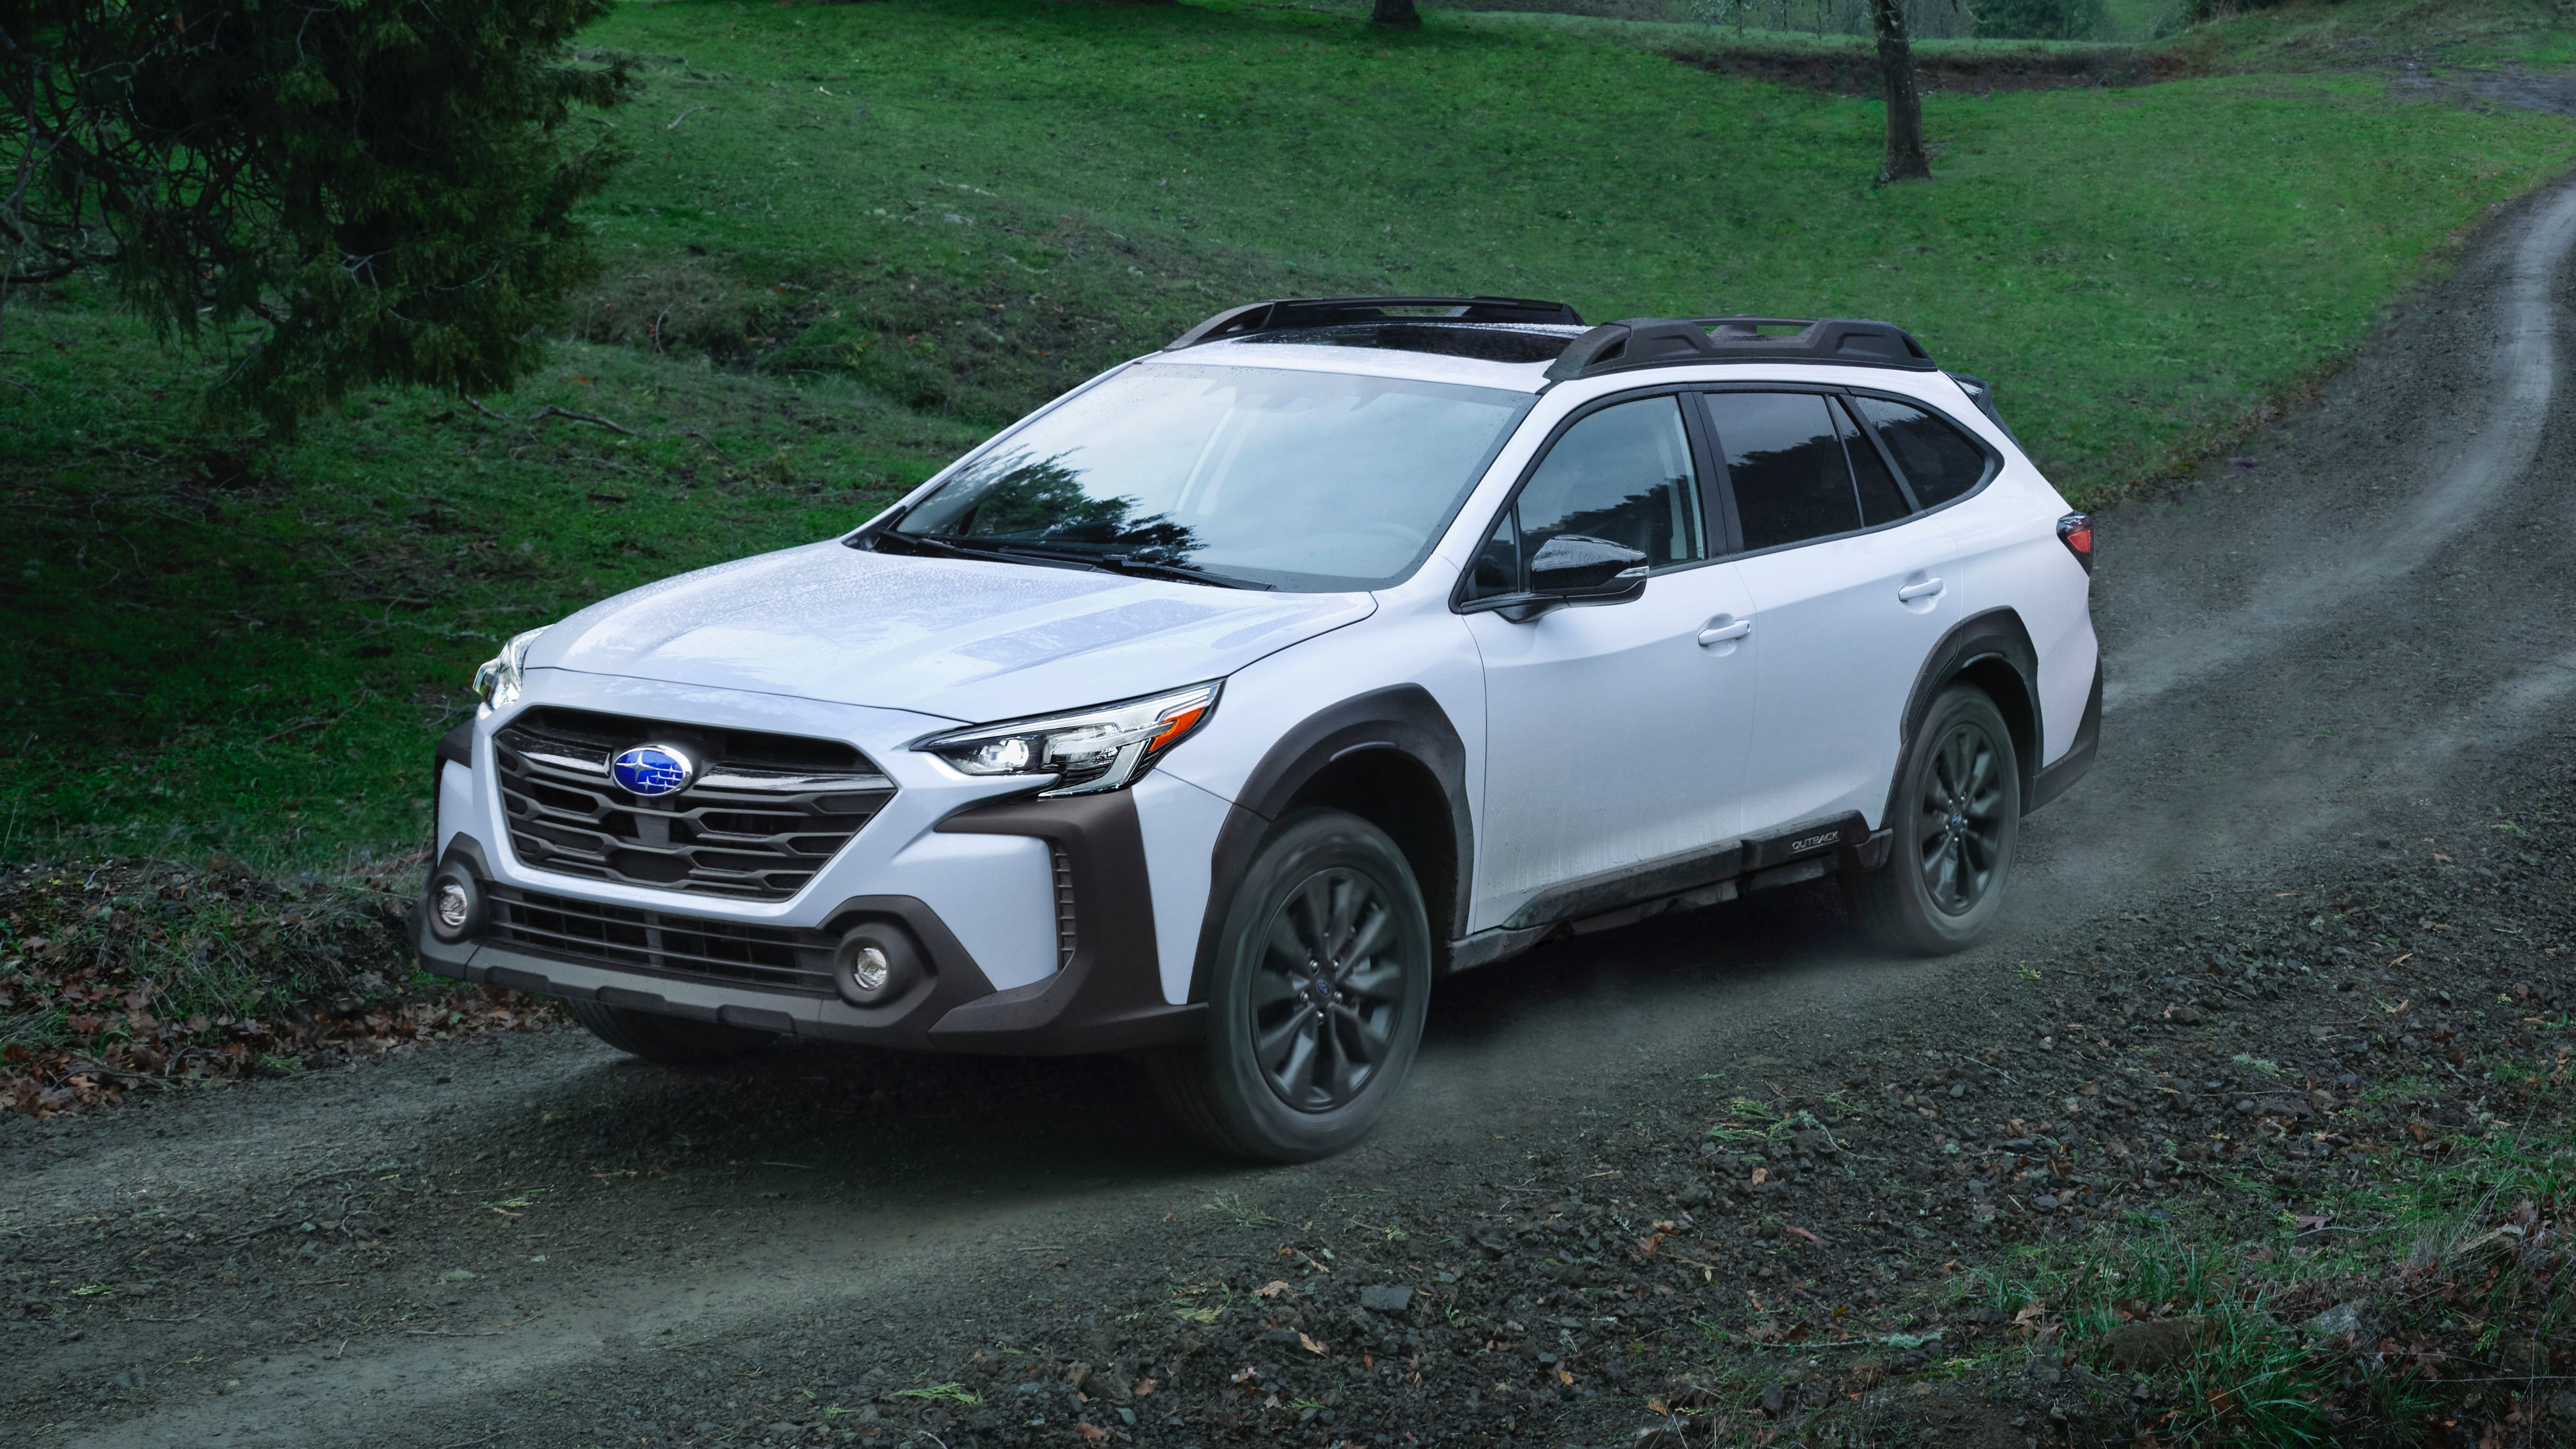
top-left (8, 170), bottom-right (2576, 1448)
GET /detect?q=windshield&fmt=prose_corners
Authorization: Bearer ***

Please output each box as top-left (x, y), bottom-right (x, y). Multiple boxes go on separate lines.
top-left (887, 363), bottom-right (1532, 591)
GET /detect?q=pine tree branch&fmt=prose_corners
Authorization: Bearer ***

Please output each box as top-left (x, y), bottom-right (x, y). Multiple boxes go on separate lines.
top-left (464, 396), bottom-right (639, 435)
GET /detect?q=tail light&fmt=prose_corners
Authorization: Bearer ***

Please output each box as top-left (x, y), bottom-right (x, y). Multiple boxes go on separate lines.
top-left (2057, 513), bottom-right (2093, 574)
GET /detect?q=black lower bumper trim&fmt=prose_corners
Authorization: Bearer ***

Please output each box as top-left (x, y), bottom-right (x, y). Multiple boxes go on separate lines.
top-left (413, 831), bottom-right (1200, 1057)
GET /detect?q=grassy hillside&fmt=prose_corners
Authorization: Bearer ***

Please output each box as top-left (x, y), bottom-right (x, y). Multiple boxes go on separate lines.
top-left (2177, 0), bottom-right (2576, 70)
top-left (3, 0), bottom-right (2574, 870)
top-left (583, 0), bottom-right (2574, 485)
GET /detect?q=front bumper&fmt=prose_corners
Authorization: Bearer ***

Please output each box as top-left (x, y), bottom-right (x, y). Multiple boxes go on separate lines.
top-left (416, 790), bottom-right (1205, 1057)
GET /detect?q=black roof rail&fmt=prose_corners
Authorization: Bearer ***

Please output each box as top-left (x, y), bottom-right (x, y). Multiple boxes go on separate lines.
top-left (1544, 315), bottom-right (1936, 381)
top-left (1165, 295), bottom-right (1585, 350)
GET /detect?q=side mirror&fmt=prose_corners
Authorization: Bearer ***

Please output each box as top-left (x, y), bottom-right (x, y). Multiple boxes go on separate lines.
top-left (1478, 534), bottom-right (1649, 622)
top-left (1528, 534), bottom-right (1649, 595)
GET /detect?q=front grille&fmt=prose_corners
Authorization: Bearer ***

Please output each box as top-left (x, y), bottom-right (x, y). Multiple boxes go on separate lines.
top-left (494, 706), bottom-right (897, 901)
top-left (486, 885), bottom-right (838, 996)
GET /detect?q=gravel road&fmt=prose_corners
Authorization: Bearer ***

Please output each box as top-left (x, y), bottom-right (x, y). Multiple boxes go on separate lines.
top-left (9, 173), bottom-right (2576, 1449)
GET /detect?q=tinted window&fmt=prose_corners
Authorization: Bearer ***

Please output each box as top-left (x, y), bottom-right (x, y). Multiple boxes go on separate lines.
top-left (1854, 396), bottom-right (1993, 508)
top-left (1512, 396), bottom-right (1705, 570)
top-left (1706, 392), bottom-right (1857, 552)
top-left (1835, 398), bottom-right (1912, 526)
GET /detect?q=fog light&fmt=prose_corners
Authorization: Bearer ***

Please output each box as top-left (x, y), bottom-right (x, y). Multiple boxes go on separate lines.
top-left (426, 871), bottom-right (481, 944)
top-left (834, 927), bottom-right (920, 1008)
top-left (847, 944), bottom-right (891, 995)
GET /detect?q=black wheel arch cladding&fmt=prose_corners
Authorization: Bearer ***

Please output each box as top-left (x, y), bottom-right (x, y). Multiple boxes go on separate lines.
top-left (1191, 684), bottom-right (1472, 1003)
top-left (1888, 608), bottom-right (2043, 827)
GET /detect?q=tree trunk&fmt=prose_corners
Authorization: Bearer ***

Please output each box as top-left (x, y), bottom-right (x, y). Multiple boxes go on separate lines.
top-left (1371, 0), bottom-right (1422, 29)
top-left (1870, 0), bottom-right (1932, 183)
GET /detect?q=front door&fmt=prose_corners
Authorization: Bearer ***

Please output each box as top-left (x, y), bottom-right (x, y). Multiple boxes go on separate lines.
top-left (1462, 393), bottom-right (1760, 928)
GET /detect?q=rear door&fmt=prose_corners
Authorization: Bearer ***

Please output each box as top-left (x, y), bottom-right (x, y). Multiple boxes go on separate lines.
top-left (1704, 388), bottom-right (1961, 835)
top-left (1461, 392), bottom-right (1759, 925)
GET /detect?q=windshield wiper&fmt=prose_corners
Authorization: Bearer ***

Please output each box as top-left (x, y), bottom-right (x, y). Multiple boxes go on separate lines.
top-left (871, 530), bottom-right (1096, 573)
top-left (1086, 553), bottom-right (1272, 591)
top-left (896, 533), bottom-right (1267, 590)
top-left (876, 530), bottom-right (1268, 590)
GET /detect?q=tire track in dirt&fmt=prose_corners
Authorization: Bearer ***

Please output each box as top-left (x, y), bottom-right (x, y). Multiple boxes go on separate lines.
top-left (2104, 178), bottom-right (2576, 715)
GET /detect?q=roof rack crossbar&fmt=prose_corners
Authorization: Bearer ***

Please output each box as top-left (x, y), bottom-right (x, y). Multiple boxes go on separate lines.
top-left (1165, 294), bottom-right (1584, 350)
top-left (1544, 315), bottom-right (1936, 381)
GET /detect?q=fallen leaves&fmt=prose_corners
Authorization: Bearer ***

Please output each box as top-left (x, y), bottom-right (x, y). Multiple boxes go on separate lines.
top-left (0, 854), bottom-right (570, 1116)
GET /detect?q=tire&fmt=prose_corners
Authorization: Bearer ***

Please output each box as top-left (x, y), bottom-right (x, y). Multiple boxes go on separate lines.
top-left (569, 999), bottom-right (777, 1065)
top-left (1844, 683), bottom-right (2022, 956)
top-left (1147, 809), bottom-right (1433, 1163)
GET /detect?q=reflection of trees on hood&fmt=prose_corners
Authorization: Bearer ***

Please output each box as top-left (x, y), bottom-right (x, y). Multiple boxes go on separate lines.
top-left (946, 450), bottom-right (1200, 557)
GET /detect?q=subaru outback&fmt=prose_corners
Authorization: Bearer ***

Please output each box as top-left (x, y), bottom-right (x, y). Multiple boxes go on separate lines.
top-left (413, 297), bottom-right (2101, 1160)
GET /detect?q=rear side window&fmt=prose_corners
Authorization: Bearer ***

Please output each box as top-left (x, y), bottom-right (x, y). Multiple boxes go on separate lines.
top-left (1704, 392), bottom-right (1857, 552)
top-left (1833, 398), bottom-right (1911, 526)
top-left (1853, 396), bottom-right (1993, 508)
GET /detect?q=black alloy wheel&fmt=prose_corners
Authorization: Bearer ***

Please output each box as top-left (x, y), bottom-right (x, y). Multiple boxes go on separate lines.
top-left (1915, 713), bottom-right (2011, 915)
top-left (1250, 867), bottom-right (1410, 1113)
top-left (1147, 808), bottom-right (1432, 1161)
top-left (1844, 683), bottom-right (2020, 956)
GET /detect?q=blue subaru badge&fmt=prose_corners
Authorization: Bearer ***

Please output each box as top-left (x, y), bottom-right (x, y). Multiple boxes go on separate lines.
top-left (611, 744), bottom-right (694, 797)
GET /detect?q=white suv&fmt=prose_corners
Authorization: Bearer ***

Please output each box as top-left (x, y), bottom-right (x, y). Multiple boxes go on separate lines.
top-left (414, 297), bottom-right (2100, 1160)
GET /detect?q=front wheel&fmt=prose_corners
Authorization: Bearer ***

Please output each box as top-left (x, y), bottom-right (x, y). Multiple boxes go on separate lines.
top-left (1844, 683), bottom-right (2021, 956)
top-left (1148, 809), bottom-right (1432, 1162)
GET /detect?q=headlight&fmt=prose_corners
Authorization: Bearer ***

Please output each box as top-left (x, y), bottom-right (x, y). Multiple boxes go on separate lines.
top-left (916, 682), bottom-right (1220, 796)
top-left (472, 628), bottom-right (546, 709)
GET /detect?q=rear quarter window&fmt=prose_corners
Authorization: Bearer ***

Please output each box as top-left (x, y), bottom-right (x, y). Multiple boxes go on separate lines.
top-left (1853, 396), bottom-right (1994, 509)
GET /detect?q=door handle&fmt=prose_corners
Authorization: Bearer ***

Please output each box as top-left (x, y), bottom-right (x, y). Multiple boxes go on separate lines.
top-left (1697, 619), bottom-right (1753, 647)
top-left (1897, 577), bottom-right (1946, 603)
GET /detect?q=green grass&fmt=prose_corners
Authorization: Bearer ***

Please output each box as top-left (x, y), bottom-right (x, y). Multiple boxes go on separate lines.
top-left (1962, 1055), bottom-right (2576, 1445)
top-left (5, 0), bottom-right (2576, 867)
top-left (2177, 0), bottom-right (2576, 71)
top-left (0, 287), bottom-right (975, 866)
top-left (583, 0), bottom-right (2576, 485)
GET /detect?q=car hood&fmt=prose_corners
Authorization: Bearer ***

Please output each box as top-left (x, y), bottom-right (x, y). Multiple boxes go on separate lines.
top-left (527, 540), bottom-right (1376, 723)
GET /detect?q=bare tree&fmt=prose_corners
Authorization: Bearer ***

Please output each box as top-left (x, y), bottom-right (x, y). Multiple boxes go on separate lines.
top-left (1372, 0), bottom-right (1422, 29)
top-left (1869, 0), bottom-right (1931, 182)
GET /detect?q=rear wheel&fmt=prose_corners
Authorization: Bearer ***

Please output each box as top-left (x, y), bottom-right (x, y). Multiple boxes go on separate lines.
top-left (1844, 683), bottom-right (2020, 955)
top-left (1148, 809), bottom-right (1432, 1162)
top-left (570, 1000), bottom-right (776, 1064)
